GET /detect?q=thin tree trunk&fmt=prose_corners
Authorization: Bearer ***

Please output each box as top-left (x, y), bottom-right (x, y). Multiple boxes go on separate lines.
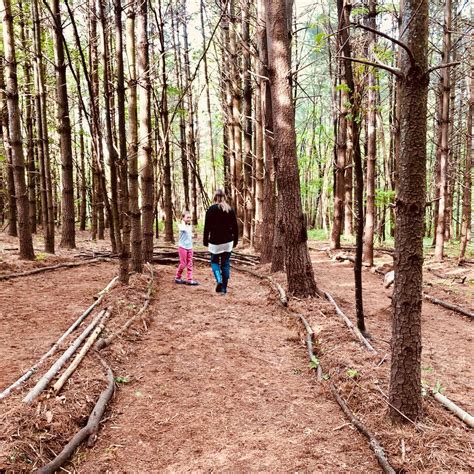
top-left (199, 0), bottom-right (217, 189)
top-left (434, 0), bottom-right (452, 261)
top-left (0, 55), bottom-right (17, 238)
top-left (157, 0), bottom-right (174, 243)
top-left (362, 0), bottom-right (377, 266)
top-left (258, 0), bottom-right (276, 264)
top-left (137, 0), bottom-right (154, 262)
top-left (459, 54), bottom-right (472, 263)
top-left (51, 0), bottom-right (75, 249)
top-left (2, 0), bottom-right (35, 259)
top-left (32, 0), bottom-right (54, 252)
top-left (389, 0), bottom-right (429, 422)
top-left (242, 0), bottom-right (253, 245)
top-left (126, 2), bottom-right (143, 272)
top-left (19, 6), bottom-right (37, 234)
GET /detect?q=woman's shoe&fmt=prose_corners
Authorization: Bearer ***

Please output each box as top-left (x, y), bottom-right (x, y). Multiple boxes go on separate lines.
top-left (215, 282), bottom-right (223, 293)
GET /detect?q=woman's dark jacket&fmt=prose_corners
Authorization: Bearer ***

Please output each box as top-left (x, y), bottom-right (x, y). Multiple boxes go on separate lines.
top-left (203, 204), bottom-right (239, 247)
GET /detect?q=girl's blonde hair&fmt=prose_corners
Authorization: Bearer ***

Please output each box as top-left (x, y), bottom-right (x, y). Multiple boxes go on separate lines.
top-left (182, 210), bottom-right (191, 219)
top-left (214, 189), bottom-right (231, 213)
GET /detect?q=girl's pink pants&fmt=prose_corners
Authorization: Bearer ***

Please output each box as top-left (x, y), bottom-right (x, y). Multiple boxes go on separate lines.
top-left (176, 247), bottom-right (193, 281)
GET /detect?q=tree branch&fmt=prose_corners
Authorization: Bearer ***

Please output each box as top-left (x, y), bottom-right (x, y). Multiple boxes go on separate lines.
top-left (351, 22), bottom-right (415, 65)
top-left (337, 56), bottom-right (402, 77)
top-left (427, 61), bottom-right (461, 74)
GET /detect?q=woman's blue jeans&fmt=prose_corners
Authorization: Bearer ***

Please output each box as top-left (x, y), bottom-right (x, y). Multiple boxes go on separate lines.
top-left (210, 252), bottom-right (231, 292)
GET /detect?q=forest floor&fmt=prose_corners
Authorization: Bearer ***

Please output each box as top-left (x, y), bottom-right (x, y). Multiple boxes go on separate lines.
top-left (0, 230), bottom-right (472, 472)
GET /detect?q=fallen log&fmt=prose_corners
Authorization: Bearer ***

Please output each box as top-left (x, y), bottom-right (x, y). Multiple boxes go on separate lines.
top-left (95, 265), bottom-right (154, 350)
top-left (324, 292), bottom-right (377, 354)
top-left (23, 309), bottom-right (111, 404)
top-left (0, 276), bottom-right (117, 400)
top-left (423, 293), bottom-right (473, 319)
top-left (0, 258), bottom-right (106, 281)
top-left (432, 390), bottom-right (474, 428)
top-left (330, 384), bottom-right (396, 474)
top-left (37, 356), bottom-right (115, 474)
top-left (53, 319), bottom-right (106, 393)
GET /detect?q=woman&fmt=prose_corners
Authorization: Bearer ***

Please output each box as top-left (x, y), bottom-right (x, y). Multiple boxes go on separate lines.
top-left (203, 189), bottom-right (238, 294)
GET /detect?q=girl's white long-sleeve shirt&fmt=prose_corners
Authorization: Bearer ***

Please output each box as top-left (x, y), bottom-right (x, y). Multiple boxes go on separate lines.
top-left (178, 223), bottom-right (193, 249)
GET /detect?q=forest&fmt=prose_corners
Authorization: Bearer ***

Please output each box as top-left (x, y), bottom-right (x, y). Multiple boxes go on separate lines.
top-left (0, 0), bottom-right (472, 471)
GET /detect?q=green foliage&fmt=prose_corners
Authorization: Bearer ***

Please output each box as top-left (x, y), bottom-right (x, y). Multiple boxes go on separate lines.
top-left (35, 253), bottom-right (46, 262)
top-left (336, 83), bottom-right (351, 94)
top-left (346, 368), bottom-right (359, 379)
top-left (309, 355), bottom-right (320, 369)
top-left (114, 376), bottom-right (130, 384)
top-left (433, 380), bottom-right (445, 394)
top-left (375, 189), bottom-right (395, 207)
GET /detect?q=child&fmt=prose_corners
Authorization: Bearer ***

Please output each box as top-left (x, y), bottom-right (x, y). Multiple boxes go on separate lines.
top-left (175, 211), bottom-right (199, 286)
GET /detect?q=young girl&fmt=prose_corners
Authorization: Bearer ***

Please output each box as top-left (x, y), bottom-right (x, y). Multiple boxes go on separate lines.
top-left (175, 211), bottom-right (199, 285)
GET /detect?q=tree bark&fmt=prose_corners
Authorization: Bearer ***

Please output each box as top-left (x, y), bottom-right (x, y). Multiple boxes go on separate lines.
top-left (389, 0), bottom-right (429, 422)
top-left (458, 51), bottom-right (472, 263)
top-left (51, 0), bottom-right (75, 249)
top-left (115, 0), bottom-right (131, 283)
top-left (0, 54), bottom-right (17, 238)
top-left (2, 0), bottom-right (35, 259)
top-left (362, 0), bottom-right (377, 266)
top-left (32, 0), bottom-right (54, 252)
top-left (265, 0), bottom-right (318, 297)
top-left (157, 0), bottom-right (174, 243)
top-left (126, 1), bottom-right (143, 272)
top-left (434, 0), bottom-right (452, 261)
top-left (137, 0), bottom-right (154, 262)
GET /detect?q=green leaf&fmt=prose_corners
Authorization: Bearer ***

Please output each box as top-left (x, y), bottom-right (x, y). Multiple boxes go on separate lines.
top-left (309, 355), bottom-right (320, 369)
top-left (346, 368), bottom-right (359, 379)
top-left (115, 376), bottom-right (130, 384)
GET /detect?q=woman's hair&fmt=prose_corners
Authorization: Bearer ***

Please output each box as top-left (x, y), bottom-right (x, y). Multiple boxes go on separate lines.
top-left (213, 189), bottom-right (231, 213)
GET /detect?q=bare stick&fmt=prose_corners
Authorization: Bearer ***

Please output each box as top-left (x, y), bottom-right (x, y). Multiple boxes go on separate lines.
top-left (0, 258), bottom-right (106, 281)
top-left (36, 357), bottom-right (115, 474)
top-left (95, 265), bottom-right (154, 350)
top-left (330, 384), bottom-right (396, 474)
top-left (53, 320), bottom-right (106, 393)
top-left (23, 309), bottom-right (110, 404)
top-left (297, 314), bottom-right (323, 381)
top-left (0, 276), bottom-right (118, 400)
top-left (432, 390), bottom-right (474, 428)
top-left (423, 293), bottom-right (473, 319)
top-left (324, 292), bottom-right (377, 354)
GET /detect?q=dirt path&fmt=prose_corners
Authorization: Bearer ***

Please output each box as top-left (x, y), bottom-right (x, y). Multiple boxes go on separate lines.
top-left (310, 250), bottom-right (473, 413)
top-left (0, 262), bottom-right (116, 390)
top-left (77, 264), bottom-right (378, 472)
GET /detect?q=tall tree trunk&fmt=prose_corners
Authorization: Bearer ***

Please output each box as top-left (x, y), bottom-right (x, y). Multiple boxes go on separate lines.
top-left (51, 0), bottom-right (75, 248)
top-left (181, 1), bottom-right (198, 225)
top-left (0, 55), bottom-right (17, 238)
top-left (389, 0), bottom-right (429, 423)
top-left (199, 0), bottom-right (217, 190)
top-left (171, 5), bottom-right (190, 211)
top-left (339, 0), bottom-right (366, 333)
top-left (32, 0), bottom-right (54, 252)
top-left (99, 0), bottom-right (121, 254)
top-left (434, 0), bottom-right (452, 261)
top-left (137, 0), bottom-right (154, 262)
top-left (362, 0), bottom-right (377, 266)
top-left (2, 0), bottom-right (35, 259)
top-left (78, 71), bottom-right (87, 231)
top-left (127, 1), bottom-right (143, 272)
top-left (258, 0), bottom-right (276, 264)
top-left (330, 59), bottom-right (347, 250)
top-left (19, 5), bottom-right (37, 234)
top-left (229, 0), bottom-right (244, 233)
top-left (115, 0), bottom-right (131, 283)
top-left (265, 0), bottom-right (318, 297)
top-left (242, 0), bottom-right (253, 245)
top-left (458, 54), bottom-right (472, 263)
top-left (157, 0), bottom-right (174, 243)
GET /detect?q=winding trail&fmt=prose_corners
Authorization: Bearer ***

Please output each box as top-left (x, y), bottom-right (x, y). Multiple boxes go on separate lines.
top-left (77, 264), bottom-right (377, 472)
